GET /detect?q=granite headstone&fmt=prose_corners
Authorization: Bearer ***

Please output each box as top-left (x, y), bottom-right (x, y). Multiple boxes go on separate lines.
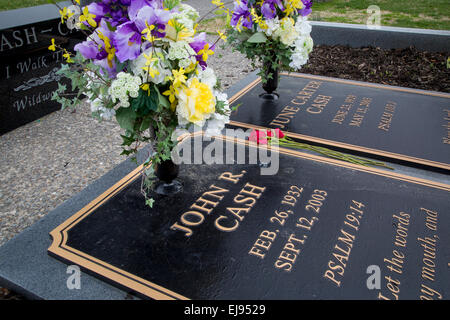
top-left (0, 2), bottom-right (89, 135)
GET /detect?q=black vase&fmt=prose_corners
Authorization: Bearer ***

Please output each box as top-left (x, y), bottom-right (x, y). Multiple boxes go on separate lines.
top-left (260, 66), bottom-right (279, 100)
top-left (154, 159), bottom-right (182, 195)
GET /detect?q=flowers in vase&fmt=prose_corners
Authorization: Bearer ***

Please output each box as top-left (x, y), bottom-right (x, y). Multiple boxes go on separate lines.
top-left (50, 0), bottom-right (230, 167)
top-left (215, 0), bottom-right (314, 81)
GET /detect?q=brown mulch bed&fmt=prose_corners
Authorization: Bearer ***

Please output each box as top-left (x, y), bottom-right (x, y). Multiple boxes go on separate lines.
top-left (0, 287), bottom-right (21, 300)
top-left (300, 45), bottom-right (450, 93)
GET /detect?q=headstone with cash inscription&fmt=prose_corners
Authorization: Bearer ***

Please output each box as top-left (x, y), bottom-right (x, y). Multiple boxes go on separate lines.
top-left (0, 2), bottom-right (86, 135)
top-left (47, 134), bottom-right (450, 300)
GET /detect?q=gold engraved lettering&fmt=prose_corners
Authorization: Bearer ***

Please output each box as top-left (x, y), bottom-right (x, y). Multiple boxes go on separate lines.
top-left (214, 215), bottom-right (239, 232)
top-left (306, 95), bottom-right (332, 114)
top-left (249, 230), bottom-right (278, 259)
top-left (214, 183), bottom-right (266, 233)
top-left (219, 171), bottom-right (246, 184)
top-left (378, 101), bottom-right (397, 132)
top-left (270, 81), bottom-right (323, 127)
top-left (274, 234), bottom-right (304, 272)
top-left (442, 109), bottom-right (450, 145)
top-left (420, 284), bottom-right (442, 300)
top-left (324, 200), bottom-right (365, 287)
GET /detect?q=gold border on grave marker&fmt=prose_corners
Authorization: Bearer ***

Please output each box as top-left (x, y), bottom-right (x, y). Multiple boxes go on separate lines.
top-left (48, 132), bottom-right (449, 300)
top-left (228, 72), bottom-right (450, 171)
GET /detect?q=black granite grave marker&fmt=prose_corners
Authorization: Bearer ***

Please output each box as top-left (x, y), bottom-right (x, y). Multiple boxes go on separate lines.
top-left (48, 134), bottom-right (450, 300)
top-left (0, 3), bottom-right (87, 135)
top-left (228, 73), bottom-right (450, 171)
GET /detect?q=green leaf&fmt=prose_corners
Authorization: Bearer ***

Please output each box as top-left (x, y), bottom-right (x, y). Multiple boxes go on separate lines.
top-left (155, 86), bottom-right (170, 109)
top-left (145, 198), bottom-right (155, 208)
top-left (115, 107), bottom-right (138, 131)
top-left (246, 32), bottom-right (267, 43)
top-left (130, 88), bottom-right (159, 116)
top-left (139, 117), bottom-right (152, 131)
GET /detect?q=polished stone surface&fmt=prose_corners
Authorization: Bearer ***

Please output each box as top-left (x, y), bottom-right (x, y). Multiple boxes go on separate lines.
top-left (48, 135), bottom-right (450, 300)
top-left (0, 6), bottom-right (85, 134)
top-left (228, 73), bottom-right (450, 172)
top-left (0, 73), bottom-right (449, 300)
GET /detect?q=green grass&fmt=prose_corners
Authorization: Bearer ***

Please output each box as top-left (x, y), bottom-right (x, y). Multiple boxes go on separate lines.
top-left (311, 0), bottom-right (450, 30)
top-left (0, 0), bottom-right (52, 11)
top-left (1, 0), bottom-right (449, 30)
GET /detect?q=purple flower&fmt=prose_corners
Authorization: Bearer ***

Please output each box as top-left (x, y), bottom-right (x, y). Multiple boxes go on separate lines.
top-left (261, 0), bottom-right (284, 19)
top-left (230, 0), bottom-right (253, 29)
top-left (74, 40), bottom-right (99, 60)
top-left (128, 0), bottom-right (163, 19)
top-left (189, 32), bottom-right (215, 69)
top-left (299, 0), bottom-right (312, 16)
top-left (113, 2), bottom-right (170, 63)
top-left (134, 4), bottom-right (171, 37)
top-left (86, 3), bottom-right (109, 24)
top-left (75, 19), bottom-right (117, 77)
top-left (113, 22), bottom-right (142, 62)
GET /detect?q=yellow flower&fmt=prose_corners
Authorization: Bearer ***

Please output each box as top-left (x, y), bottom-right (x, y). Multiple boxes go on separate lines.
top-left (250, 8), bottom-right (267, 30)
top-left (141, 21), bottom-right (156, 41)
top-left (75, 0), bottom-right (80, 4)
top-left (169, 67), bottom-right (187, 89)
top-left (162, 85), bottom-right (178, 112)
top-left (62, 50), bottom-right (74, 63)
top-left (176, 78), bottom-right (216, 125)
top-left (165, 19), bottom-right (194, 42)
top-left (79, 6), bottom-right (97, 28)
top-left (184, 62), bottom-right (198, 74)
top-left (97, 31), bottom-right (116, 68)
top-left (217, 31), bottom-right (227, 42)
top-left (140, 83), bottom-right (151, 96)
top-left (198, 43), bottom-right (214, 62)
top-left (284, 0), bottom-right (304, 16)
top-left (48, 38), bottom-right (56, 51)
top-left (142, 53), bottom-right (160, 78)
top-left (212, 0), bottom-right (224, 8)
top-left (59, 7), bottom-right (74, 24)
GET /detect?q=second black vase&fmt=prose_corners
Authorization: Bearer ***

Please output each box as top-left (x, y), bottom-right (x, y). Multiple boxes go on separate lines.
top-left (261, 66), bottom-right (279, 100)
top-left (154, 159), bottom-right (182, 195)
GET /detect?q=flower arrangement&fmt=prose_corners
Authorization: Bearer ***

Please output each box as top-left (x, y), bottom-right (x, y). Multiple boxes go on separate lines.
top-left (249, 129), bottom-right (394, 169)
top-left (49, 0), bottom-right (230, 205)
top-left (214, 0), bottom-right (314, 86)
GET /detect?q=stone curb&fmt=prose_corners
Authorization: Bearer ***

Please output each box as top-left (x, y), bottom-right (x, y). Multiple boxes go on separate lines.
top-left (311, 21), bottom-right (450, 52)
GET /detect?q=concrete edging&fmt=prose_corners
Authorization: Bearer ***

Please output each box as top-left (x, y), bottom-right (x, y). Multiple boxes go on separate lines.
top-left (310, 21), bottom-right (450, 52)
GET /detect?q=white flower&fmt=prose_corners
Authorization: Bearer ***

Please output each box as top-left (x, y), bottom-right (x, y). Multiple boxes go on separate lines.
top-left (88, 97), bottom-right (116, 120)
top-left (108, 72), bottom-right (142, 107)
top-left (204, 91), bottom-right (230, 137)
top-left (179, 56), bottom-right (197, 69)
top-left (294, 35), bottom-right (314, 53)
top-left (263, 17), bottom-right (280, 36)
top-left (295, 17), bottom-right (312, 36)
top-left (204, 117), bottom-right (229, 137)
top-left (130, 48), bottom-right (171, 85)
top-left (198, 67), bottom-right (217, 89)
top-left (167, 40), bottom-right (196, 61)
top-left (273, 18), bottom-right (299, 47)
top-left (173, 4), bottom-right (200, 31)
top-left (289, 49), bottom-right (309, 70)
